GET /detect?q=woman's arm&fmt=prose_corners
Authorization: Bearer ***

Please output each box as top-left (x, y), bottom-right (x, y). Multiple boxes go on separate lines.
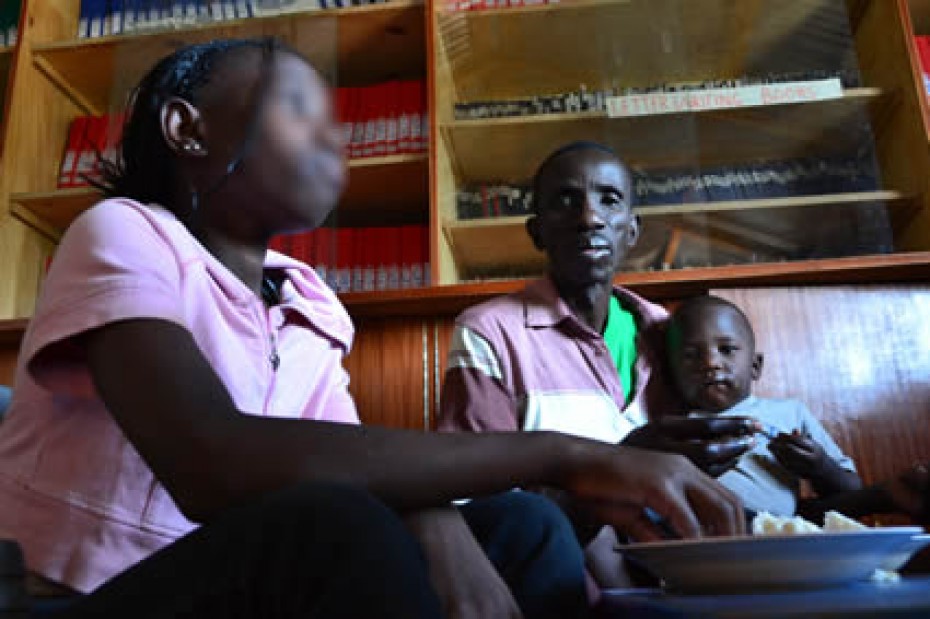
top-left (83, 318), bottom-right (745, 539)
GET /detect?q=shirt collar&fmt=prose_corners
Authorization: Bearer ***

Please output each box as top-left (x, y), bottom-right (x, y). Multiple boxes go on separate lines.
top-left (522, 276), bottom-right (669, 335)
top-left (265, 250), bottom-right (354, 353)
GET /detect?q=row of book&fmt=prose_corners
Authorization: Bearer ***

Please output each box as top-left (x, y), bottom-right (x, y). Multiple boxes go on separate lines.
top-left (0, 2), bottom-right (20, 47)
top-left (453, 70), bottom-right (860, 120)
top-left (444, 0), bottom-right (559, 11)
top-left (270, 225), bottom-right (430, 292)
top-left (57, 80), bottom-right (426, 188)
top-left (78, 0), bottom-right (391, 38)
top-left (455, 156), bottom-right (879, 219)
top-left (337, 81), bottom-right (428, 158)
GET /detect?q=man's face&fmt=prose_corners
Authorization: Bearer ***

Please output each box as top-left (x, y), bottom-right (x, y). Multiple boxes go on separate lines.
top-left (528, 150), bottom-right (639, 288)
top-left (668, 305), bottom-right (763, 413)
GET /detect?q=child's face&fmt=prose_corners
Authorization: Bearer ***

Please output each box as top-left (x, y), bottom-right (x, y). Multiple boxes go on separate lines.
top-left (668, 305), bottom-right (763, 413)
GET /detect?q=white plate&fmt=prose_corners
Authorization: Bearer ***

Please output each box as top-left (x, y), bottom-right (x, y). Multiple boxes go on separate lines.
top-left (622, 528), bottom-right (929, 593)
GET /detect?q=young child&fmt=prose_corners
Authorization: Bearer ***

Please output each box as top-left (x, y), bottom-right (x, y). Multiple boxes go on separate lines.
top-left (0, 38), bottom-right (744, 618)
top-left (666, 295), bottom-right (930, 527)
top-left (666, 295), bottom-right (861, 518)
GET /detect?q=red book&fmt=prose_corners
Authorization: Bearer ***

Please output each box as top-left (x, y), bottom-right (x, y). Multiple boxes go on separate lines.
top-left (59, 117), bottom-right (86, 188)
top-left (417, 80), bottom-right (429, 153)
top-left (336, 228), bottom-right (354, 293)
top-left (349, 87), bottom-right (365, 159)
top-left (372, 83), bottom-right (389, 157)
top-left (385, 226), bottom-right (401, 290)
top-left (397, 82), bottom-right (412, 154)
top-left (268, 235), bottom-right (288, 255)
top-left (405, 81), bottom-right (421, 155)
top-left (74, 116), bottom-right (99, 187)
top-left (399, 225), bottom-right (417, 288)
top-left (418, 224), bottom-right (430, 287)
top-left (312, 227), bottom-right (331, 285)
top-left (102, 113), bottom-right (124, 170)
top-left (359, 87), bottom-right (376, 158)
top-left (291, 231), bottom-right (310, 264)
top-left (335, 87), bottom-right (352, 152)
top-left (384, 81), bottom-right (400, 156)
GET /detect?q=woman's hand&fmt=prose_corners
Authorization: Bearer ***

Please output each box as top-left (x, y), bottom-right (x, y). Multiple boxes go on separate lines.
top-left (622, 416), bottom-right (758, 477)
top-left (559, 442), bottom-right (746, 542)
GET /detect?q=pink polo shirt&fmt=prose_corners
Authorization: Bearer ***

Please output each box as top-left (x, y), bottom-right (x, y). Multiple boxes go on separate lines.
top-left (0, 198), bottom-right (359, 593)
top-left (439, 277), bottom-right (678, 440)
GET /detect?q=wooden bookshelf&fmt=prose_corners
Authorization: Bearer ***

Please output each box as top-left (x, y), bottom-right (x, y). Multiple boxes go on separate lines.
top-left (33, 0), bottom-right (426, 115)
top-left (436, 0), bottom-right (857, 101)
top-left (443, 191), bottom-right (917, 278)
top-left (0, 46), bottom-right (12, 103)
top-left (10, 153), bottom-right (429, 240)
top-left (442, 89), bottom-right (882, 183)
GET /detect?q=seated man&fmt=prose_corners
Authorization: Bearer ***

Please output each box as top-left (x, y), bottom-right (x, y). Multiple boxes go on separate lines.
top-left (439, 142), bottom-right (757, 587)
top-left (666, 294), bottom-right (929, 529)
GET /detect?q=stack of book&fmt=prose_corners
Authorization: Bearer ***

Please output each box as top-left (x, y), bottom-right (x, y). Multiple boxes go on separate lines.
top-left (453, 70), bottom-right (860, 120)
top-left (78, 0), bottom-right (392, 37)
top-left (444, 0), bottom-right (559, 12)
top-left (915, 35), bottom-right (930, 96)
top-left (58, 114), bottom-right (124, 188)
top-left (1, 1), bottom-right (21, 47)
top-left (271, 225), bottom-right (430, 292)
top-left (455, 156), bottom-right (880, 220)
top-left (337, 81), bottom-right (428, 158)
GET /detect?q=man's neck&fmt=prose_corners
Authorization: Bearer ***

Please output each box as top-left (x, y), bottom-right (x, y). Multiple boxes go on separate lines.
top-left (552, 276), bottom-right (614, 333)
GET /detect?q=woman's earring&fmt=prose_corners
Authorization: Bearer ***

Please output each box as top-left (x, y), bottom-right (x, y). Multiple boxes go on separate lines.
top-left (183, 142), bottom-right (202, 153)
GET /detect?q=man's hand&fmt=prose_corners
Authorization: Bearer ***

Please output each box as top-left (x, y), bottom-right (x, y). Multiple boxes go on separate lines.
top-left (406, 508), bottom-right (523, 619)
top-left (622, 416), bottom-right (758, 477)
top-left (559, 443), bottom-right (746, 542)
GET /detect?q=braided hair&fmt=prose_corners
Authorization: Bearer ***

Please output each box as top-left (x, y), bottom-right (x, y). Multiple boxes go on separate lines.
top-left (97, 37), bottom-right (291, 218)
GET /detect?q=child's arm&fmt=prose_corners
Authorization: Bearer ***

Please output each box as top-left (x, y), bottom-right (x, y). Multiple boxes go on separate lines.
top-left (769, 430), bottom-right (862, 497)
top-left (797, 463), bottom-right (929, 525)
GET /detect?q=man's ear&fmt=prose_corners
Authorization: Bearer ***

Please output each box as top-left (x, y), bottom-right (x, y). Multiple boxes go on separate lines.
top-left (625, 213), bottom-right (641, 249)
top-left (160, 97), bottom-right (208, 157)
top-left (751, 352), bottom-right (764, 381)
top-left (526, 215), bottom-right (545, 251)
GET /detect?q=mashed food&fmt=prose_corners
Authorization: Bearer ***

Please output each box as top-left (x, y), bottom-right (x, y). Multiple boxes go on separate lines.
top-left (751, 511), bottom-right (899, 582)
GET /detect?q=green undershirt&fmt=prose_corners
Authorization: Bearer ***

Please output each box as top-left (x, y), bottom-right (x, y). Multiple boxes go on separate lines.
top-left (602, 295), bottom-right (638, 406)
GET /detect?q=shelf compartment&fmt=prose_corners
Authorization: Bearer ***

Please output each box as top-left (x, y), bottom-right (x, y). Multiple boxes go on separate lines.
top-left (441, 89), bottom-right (882, 183)
top-left (33, 1), bottom-right (425, 115)
top-left (10, 153), bottom-right (429, 240)
top-left (437, 0), bottom-right (856, 101)
top-left (443, 190), bottom-right (918, 278)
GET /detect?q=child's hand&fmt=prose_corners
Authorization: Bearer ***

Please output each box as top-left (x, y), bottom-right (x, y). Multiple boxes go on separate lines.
top-left (880, 462), bottom-right (930, 524)
top-left (768, 430), bottom-right (829, 479)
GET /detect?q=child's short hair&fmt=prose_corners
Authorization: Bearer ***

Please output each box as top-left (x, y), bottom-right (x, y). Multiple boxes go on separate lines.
top-left (668, 295), bottom-right (756, 348)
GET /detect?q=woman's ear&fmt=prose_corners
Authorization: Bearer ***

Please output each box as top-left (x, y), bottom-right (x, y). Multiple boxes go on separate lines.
top-left (526, 215), bottom-right (545, 251)
top-left (161, 97), bottom-right (208, 157)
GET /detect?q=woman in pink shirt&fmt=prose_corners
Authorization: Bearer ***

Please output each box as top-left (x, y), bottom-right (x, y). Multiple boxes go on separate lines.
top-left (0, 39), bottom-right (745, 618)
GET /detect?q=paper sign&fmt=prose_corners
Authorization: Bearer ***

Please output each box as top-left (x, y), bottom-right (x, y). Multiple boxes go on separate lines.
top-left (605, 78), bottom-right (843, 118)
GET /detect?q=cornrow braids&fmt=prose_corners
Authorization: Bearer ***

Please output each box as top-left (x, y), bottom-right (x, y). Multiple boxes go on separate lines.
top-left (95, 37), bottom-right (290, 219)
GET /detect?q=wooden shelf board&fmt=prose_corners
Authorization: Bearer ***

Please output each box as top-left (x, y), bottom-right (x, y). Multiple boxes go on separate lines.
top-left (343, 251), bottom-right (930, 317)
top-left (9, 154), bottom-right (429, 240)
top-left (443, 191), bottom-right (917, 278)
top-left (443, 89), bottom-right (882, 182)
top-left (437, 0), bottom-right (856, 101)
top-left (33, 1), bottom-right (425, 115)
top-left (0, 319), bottom-right (29, 347)
top-left (3, 253), bottom-right (928, 325)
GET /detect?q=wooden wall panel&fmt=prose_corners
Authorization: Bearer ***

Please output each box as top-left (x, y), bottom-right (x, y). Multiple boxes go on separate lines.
top-left (344, 317), bottom-right (430, 430)
top-left (712, 286), bottom-right (930, 486)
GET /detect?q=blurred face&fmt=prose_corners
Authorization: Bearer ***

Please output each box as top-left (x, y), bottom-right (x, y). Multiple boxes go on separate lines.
top-left (668, 304), bottom-right (763, 413)
top-left (194, 49), bottom-right (347, 234)
top-left (528, 150), bottom-right (639, 289)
